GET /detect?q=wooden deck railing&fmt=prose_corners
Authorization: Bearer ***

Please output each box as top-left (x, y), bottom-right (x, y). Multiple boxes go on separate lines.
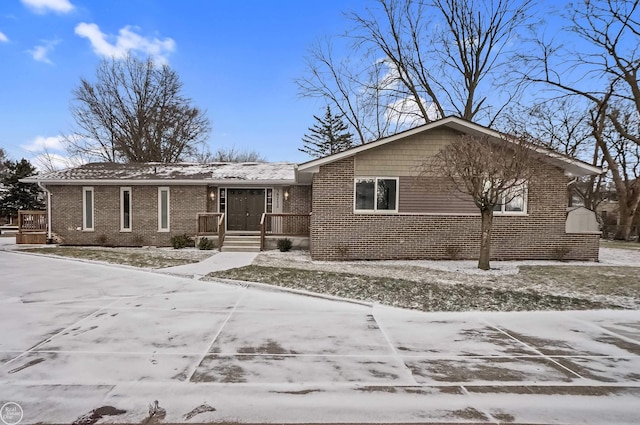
top-left (17, 210), bottom-right (47, 244)
top-left (196, 213), bottom-right (225, 249)
top-left (218, 214), bottom-right (225, 249)
top-left (260, 213), bottom-right (311, 250)
top-left (18, 210), bottom-right (47, 233)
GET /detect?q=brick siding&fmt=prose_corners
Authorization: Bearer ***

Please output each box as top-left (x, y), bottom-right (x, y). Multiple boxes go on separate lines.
top-left (48, 185), bottom-right (207, 246)
top-left (310, 158), bottom-right (599, 261)
top-left (283, 185), bottom-right (312, 214)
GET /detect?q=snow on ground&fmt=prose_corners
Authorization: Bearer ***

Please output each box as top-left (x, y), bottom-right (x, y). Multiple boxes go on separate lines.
top-left (251, 247), bottom-right (640, 310)
top-left (256, 247), bottom-right (640, 276)
top-left (1, 250), bottom-right (640, 424)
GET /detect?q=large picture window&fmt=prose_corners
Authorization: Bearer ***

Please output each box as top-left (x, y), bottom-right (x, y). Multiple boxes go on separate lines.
top-left (494, 183), bottom-right (527, 214)
top-left (158, 187), bottom-right (170, 231)
top-left (120, 187), bottom-right (132, 232)
top-left (355, 178), bottom-right (398, 212)
top-left (82, 187), bottom-right (94, 231)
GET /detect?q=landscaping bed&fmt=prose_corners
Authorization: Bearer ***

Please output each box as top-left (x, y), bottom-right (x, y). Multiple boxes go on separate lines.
top-left (205, 265), bottom-right (618, 311)
top-left (205, 248), bottom-right (640, 312)
top-left (18, 246), bottom-right (215, 269)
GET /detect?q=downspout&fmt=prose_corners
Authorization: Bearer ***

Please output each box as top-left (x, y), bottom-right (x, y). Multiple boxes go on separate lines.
top-left (565, 177), bottom-right (579, 208)
top-left (37, 182), bottom-right (52, 241)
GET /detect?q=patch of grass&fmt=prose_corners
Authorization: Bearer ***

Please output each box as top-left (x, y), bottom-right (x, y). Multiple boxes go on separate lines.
top-left (518, 266), bottom-right (640, 298)
top-left (19, 247), bottom-right (202, 269)
top-left (206, 266), bottom-right (618, 312)
top-left (601, 239), bottom-right (640, 250)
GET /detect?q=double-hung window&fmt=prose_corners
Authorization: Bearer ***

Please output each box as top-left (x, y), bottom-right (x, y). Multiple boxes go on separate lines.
top-left (82, 187), bottom-right (94, 231)
top-left (354, 178), bottom-right (398, 213)
top-left (120, 187), bottom-right (132, 232)
top-left (158, 187), bottom-right (170, 231)
top-left (493, 182), bottom-right (527, 214)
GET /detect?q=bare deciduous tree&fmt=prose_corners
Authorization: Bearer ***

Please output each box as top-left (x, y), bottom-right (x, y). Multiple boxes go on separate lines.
top-left (590, 102), bottom-right (640, 240)
top-left (502, 99), bottom-right (609, 211)
top-left (66, 54), bottom-right (211, 163)
top-left (297, 37), bottom-right (392, 144)
top-left (297, 0), bottom-right (535, 143)
top-left (195, 146), bottom-right (265, 163)
top-left (522, 0), bottom-right (640, 139)
top-left (425, 135), bottom-right (541, 270)
top-left (519, 0), bottom-right (640, 239)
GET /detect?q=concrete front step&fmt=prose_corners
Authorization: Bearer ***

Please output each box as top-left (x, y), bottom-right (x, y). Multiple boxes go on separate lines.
top-left (221, 235), bottom-right (261, 252)
top-left (221, 246), bottom-right (261, 252)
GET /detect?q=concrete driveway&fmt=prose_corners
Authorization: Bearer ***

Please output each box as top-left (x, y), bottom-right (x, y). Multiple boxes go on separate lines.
top-left (0, 249), bottom-right (639, 424)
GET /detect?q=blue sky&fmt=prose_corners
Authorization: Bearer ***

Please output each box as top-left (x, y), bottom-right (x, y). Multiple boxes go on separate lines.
top-left (0, 0), bottom-right (363, 166)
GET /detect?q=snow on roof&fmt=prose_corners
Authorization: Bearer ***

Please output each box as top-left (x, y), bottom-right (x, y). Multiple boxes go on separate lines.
top-left (30, 162), bottom-right (297, 183)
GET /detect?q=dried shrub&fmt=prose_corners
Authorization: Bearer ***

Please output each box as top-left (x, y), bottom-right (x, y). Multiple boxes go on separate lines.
top-left (553, 245), bottom-right (571, 261)
top-left (277, 238), bottom-right (293, 252)
top-left (132, 234), bottom-right (145, 247)
top-left (96, 233), bottom-right (108, 246)
top-left (445, 244), bottom-right (463, 260)
top-left (171, 233), bottom-right (194, 249)
top-left (198, 237), bottom-right (215, 250)
top-left (336, 245), bottom-right (349, 259)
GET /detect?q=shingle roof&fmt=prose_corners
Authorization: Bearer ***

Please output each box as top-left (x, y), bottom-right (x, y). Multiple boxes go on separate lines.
top-left (27, 162), bottom-right (297, 184)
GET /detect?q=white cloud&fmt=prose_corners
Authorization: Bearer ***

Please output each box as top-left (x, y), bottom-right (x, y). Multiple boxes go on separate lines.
top-left (31, 152), bottom-right (84, 172)
top-left (385, 97), bottom-right (440, 130)
top-left (21, 0), bottom-right (74, 14)
top-left (0, 32), bottom-right (8, 43)
top-left (21, 135), bottom-right (65, 152)
top-left (75, 22), bottom-right (176, 64)
top-left (27, 39), bottom-right (59, 64)
top-left (22, 135), bottom-right (83, 172)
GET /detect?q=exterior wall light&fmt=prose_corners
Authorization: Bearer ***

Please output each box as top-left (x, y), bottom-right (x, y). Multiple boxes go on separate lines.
top-left (284, 190), bottom-right (290, 201)
top-left (209, 190), bottom-right (216, 201)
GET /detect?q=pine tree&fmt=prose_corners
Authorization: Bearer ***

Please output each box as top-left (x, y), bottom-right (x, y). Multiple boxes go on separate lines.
top-left (300, 106), bottom-right (354, 158)
top-left (0, 159), bottom-right (44, 219)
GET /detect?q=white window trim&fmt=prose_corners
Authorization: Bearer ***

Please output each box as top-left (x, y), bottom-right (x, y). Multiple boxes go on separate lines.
top-left (354, 177), bottom-right (399, 214)
top-left (82, 186), bottom-right (94, 231)
top-left (494, 183), bottom-right (528, 216)
top-left (120, 187), bottom-right (132, 232)
top-left (158, 187), bottom-right (170, 232)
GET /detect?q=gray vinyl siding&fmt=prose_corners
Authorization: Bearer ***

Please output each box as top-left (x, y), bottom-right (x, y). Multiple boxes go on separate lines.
top-left (354, 127), bottom-right (461, 176)
top-left (398, 177), bottom-right (477, 214)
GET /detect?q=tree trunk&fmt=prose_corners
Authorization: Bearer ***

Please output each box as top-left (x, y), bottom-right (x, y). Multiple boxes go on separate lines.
top-left (614, 196), bottom-right (640, 240)
top-left (478, 209), bottom-right (494, 270)
top-left (614, 210), bottom-right (635, 240)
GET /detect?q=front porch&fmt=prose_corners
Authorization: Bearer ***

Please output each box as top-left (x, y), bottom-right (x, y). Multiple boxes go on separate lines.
top-left (196, 212), bottom-right (310, 251)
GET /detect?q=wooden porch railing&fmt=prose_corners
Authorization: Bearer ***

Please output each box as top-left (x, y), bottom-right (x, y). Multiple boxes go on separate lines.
top-left (18, 210), bottom-right (47, 233)
top-left (218, 214), bottom-right (225, 249)
top-left (196, 212), bottom-right (225, 249)
top-left (260, 213), bottom-right (311, 250)
top-left (17, 210), bottom-right (47, 244)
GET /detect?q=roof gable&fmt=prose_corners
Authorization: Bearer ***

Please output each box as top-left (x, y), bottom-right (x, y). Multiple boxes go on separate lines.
top-left (296, 117), bottom-right (602, 178)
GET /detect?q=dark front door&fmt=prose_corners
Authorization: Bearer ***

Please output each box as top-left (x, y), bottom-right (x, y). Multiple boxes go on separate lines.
top-left (227, 189), bottom-right (265, 231)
